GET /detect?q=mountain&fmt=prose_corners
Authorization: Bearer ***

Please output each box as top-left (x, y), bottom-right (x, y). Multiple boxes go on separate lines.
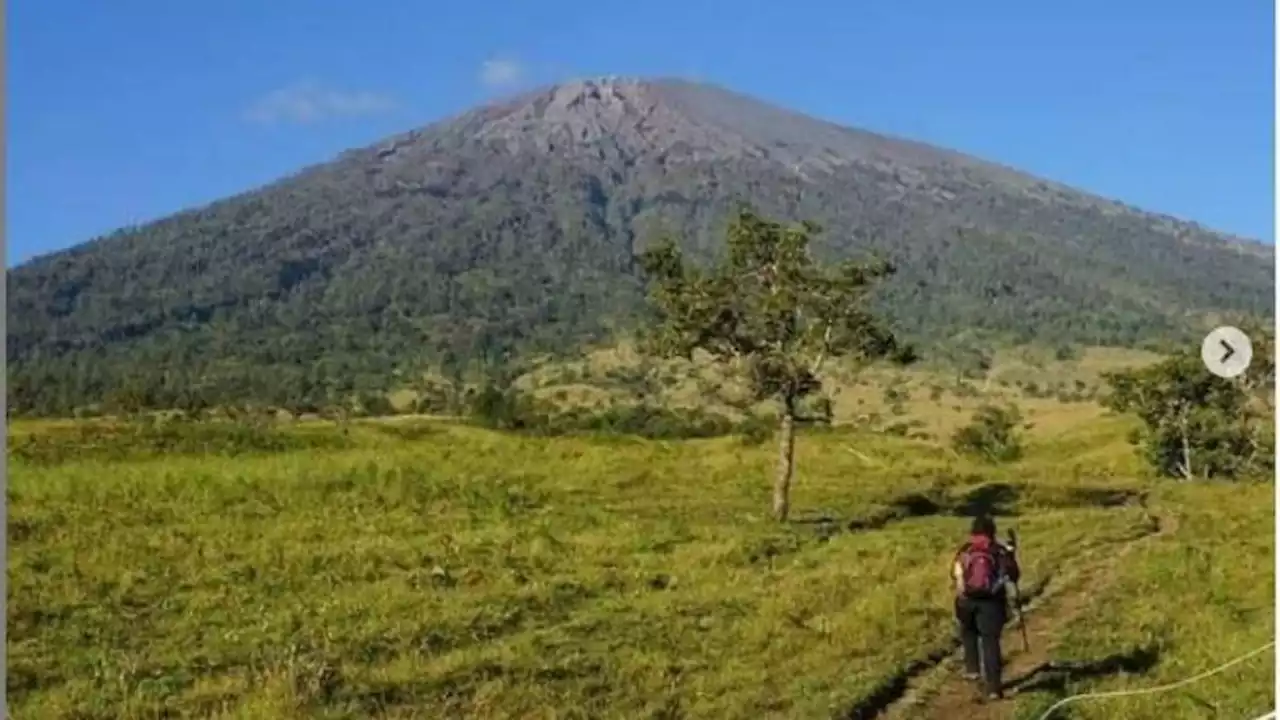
top-left (7, 77), bottom-right (1273, 416)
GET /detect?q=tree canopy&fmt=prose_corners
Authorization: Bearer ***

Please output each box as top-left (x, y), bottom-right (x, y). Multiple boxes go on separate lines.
top-left (1102, 324), bottom-right (1274, 480)
top-left (640, 208), bottom-right (910, 520)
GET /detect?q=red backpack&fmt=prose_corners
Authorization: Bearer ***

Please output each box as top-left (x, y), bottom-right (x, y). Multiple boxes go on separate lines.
top-left (958, 536), bottom-right (1002, 598)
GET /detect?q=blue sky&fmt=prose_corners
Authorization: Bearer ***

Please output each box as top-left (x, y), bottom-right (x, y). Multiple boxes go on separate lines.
top-left (8, 0), bottom-right (1274, 266)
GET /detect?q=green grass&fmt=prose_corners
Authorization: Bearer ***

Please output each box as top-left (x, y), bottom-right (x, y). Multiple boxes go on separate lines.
top-left (1011, 482), bottom-right (1274, 719)
top-left (7, 400), bottom-right (1273, 719)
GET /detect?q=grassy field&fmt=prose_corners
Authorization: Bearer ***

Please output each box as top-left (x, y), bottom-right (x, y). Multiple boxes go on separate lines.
top-left (1010, 480), bottom-right (1273, 720)
top-left (7, 355), bottom-right (1274, 719)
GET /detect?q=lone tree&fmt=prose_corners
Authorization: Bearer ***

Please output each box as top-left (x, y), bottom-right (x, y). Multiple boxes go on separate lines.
top-left (1102, 323), bottom-right (1274, 480)
top-left (638, 207), bottom-right (909, 521)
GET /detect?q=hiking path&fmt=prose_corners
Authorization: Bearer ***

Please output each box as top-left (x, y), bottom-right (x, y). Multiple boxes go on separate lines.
top-left (877, 497), bottom-right (1175, 720)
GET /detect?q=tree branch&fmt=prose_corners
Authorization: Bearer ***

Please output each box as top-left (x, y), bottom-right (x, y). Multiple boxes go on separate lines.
top-left (809, 322), bottom-right (834, 376)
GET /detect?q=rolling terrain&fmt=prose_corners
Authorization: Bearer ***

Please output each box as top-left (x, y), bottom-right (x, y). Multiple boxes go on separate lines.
top-left (8, 354), bottom-right (1274, 719)
top-left (7, 77), bottom-right (1274, 416)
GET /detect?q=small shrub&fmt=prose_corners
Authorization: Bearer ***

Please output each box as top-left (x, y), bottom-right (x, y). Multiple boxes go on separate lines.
top-left (738, 413), bottom-right (776, 446)
top-left (951, 404), bottom-right (1024, 463)
top-left (797, 395), bottom-right (834, 426)
top-left (358, 393), bottom-right (395, 417)
top-left (467, 383), bottom-right (540, 431)
top-left (884, 386), bottom-right (907, 404)
top-left (414, 381), bottom-right (459, 414)
top-left (882, 421), bottom-right (912, 437)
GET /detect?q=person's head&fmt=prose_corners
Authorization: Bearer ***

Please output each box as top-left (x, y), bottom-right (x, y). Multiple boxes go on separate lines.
top-left (970, 515), bottom-right (996, 539)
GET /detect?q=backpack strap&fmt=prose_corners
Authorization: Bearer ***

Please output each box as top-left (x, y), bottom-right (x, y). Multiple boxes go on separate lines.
top-left (989, 544), bottom-right (1013, 587)
top-left (950, 542), bottom-right (971, 592)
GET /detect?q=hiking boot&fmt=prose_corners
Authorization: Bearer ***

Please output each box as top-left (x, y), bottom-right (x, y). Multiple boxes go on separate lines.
top-left (984, 690), bottom-right (1004, 702)
top-left (962, 671), bottom-right (980, 681)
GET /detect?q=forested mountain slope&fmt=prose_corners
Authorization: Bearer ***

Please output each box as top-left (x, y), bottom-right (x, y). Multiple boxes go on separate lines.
top-left (8, 77), bottom-right (1273, 415)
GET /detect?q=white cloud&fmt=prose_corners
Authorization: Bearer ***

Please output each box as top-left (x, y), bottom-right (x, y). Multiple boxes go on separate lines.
top-left (244, 81), bottom-right (397, 125)
top-left (478, 58), bottom-right (524, 88)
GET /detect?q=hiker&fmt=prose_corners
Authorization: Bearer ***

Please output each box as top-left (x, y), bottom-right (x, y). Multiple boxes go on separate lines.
top-left (951, 514), bottom-right (1021, 701)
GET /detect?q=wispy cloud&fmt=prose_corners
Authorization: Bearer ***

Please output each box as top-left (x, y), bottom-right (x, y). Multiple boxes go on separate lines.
top-left (478, 57), bottom-right (525, 89)
top-left (244, 81), bottom-right (397, 125)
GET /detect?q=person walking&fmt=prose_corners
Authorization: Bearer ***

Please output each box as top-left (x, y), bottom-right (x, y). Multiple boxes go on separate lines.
top-left (951, 514), bottom-right (1021, 701)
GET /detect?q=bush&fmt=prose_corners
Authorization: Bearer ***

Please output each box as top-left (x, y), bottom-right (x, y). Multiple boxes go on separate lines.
top-left (884, 386), bottom-right (907, 404)
top-left (414, 381), bottom-right (459, 415)
top-left (1054, 344), bottom-right (1080, 361)
top-left (358, 393), bottom-right (396, 417)
top-left (951, 404), bottom-right (1024, 463)
top-left (792, 395), bottom-right (834, 426)
top-left (883, 421), bottom-right (912, 437)
top-left (1021, 381), bottom-right (1054, 399)
top-left (1103, 353), bottom-right (1273, 480)
top-left (467, 383), bottom-right (544, 431)
top-left (738, 413), bottom-right (776, 446)
top-left (568, 404), bottom-right (736, 439)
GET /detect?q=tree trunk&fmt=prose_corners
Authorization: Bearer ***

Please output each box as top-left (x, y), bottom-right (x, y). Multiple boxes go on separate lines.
top-left (773, 399), bottom-right (797, 522)
top-left (1177, 408), bottom-right (1194, 481)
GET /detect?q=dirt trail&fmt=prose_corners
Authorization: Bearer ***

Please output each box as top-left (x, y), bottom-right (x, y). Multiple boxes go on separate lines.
top-left (880, 500), bottom-right (1176, 720)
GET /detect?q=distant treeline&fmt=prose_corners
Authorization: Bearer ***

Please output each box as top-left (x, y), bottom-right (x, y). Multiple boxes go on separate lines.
top-left (5, 328), bottom-right (1170, 421)
top-left (8, 387), bottom-right (783, 469)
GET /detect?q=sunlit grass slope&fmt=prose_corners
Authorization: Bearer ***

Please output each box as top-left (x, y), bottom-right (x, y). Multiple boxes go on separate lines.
top-left (8, 364), bottom-right (1272, 719)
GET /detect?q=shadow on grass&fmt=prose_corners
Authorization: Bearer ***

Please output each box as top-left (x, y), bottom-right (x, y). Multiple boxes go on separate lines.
top-left (953, 482), bottom-right (1021, 517)
top-left (953, 483), bottom-right (1145, 518)
top-left (798, 483), bottom-right (1145, 537)
top-left (842, 643), bottom-right (959, 719)
top-left (1005, 643), bottom-right (1162, 696)
top-left (1054, 487), bottom-right (1143, 509)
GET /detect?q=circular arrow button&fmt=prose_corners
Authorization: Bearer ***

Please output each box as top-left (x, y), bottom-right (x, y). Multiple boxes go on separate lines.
top-left (1201, 326), bottom-right (1252, 379)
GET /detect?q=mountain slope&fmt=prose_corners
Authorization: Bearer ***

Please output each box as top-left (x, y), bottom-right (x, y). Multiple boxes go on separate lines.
top-left (7, 77), bottom-right (1273, 415)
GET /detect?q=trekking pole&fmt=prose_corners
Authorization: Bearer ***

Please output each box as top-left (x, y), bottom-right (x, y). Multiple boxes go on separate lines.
top-left (1007, 529), bottom-right (1030, 652)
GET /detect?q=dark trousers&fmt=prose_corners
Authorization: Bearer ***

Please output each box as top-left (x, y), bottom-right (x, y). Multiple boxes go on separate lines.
top-left (955, 595), bottom-right (1007, 694)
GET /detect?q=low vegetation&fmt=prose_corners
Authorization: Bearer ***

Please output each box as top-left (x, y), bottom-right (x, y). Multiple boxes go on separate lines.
top-left (465, 380), bottom-right (753, 440)
top-left (1011, 479), bottom-right (1272, 719)
top-left (950, 404), bottom-right (1026, 463)
top-left (1102, 333), bottom-right (1274, 480)
top-left (8, 361), bottom-right (1273, 718)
